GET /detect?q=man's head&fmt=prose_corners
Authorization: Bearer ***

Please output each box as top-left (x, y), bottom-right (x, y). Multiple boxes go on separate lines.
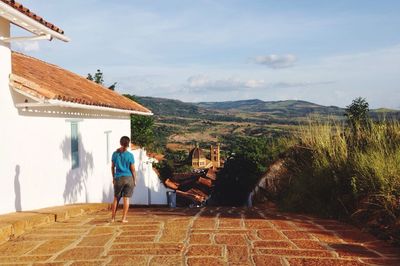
top-left (120, 136), bottom-right (130, 149)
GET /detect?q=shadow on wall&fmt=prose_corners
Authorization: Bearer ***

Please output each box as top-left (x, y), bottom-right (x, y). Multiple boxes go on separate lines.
top-left (60, 135), bottom-right (94, 203)
top-left (102, 183), bottom-right (113, 203)
top-left (14, 165), bottom-right (22, 211)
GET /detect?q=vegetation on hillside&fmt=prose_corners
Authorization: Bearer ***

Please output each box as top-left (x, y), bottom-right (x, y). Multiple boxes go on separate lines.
top-left (278, 98), bottom-right (400, 245)
top-left (129, 95), bottom-right (399, 152)
top-left (154, 149), bottom-right (193, 182)
top-left (211, 136), bottom-right (290, 206)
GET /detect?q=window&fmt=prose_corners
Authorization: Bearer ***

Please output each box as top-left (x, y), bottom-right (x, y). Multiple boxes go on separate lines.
top-left (71, 122), bottom-right (79, 169)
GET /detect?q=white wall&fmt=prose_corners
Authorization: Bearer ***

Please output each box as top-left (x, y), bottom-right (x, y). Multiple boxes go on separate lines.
top-left (0, 103), bottom-right (168, 214)
top-left (131, 149), bottom-right (168, 205)
top-left (0, 103), bottom-right (132, 214)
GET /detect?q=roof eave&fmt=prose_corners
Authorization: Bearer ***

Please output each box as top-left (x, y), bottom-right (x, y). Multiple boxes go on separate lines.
top-left (48, 99), bottom-right (153, 115)
top-left (0, 1), bottom-right (70, 42)
top-left (14, 99), bottom-right (153, 116)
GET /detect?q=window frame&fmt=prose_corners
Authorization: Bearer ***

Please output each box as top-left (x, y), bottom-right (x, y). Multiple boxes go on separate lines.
top-left (70, 122), bottom-right (79, 169)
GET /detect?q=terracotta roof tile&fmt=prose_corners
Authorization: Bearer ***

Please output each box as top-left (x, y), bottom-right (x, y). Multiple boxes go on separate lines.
top-left (206, 168), bottom-right (217, 180)
top-left (11, 52), bottom-right (152, 114)
top-left (165, 179), bottom-right (179, 190)
top-left (0, 0), bottom-right (65, 34)
top-left (197, 177), bottom-right (213, 188)
top-left (166, 171), bottom-right (217, 206)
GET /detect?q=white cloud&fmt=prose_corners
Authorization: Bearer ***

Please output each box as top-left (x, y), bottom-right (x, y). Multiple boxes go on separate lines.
top-left (181, 75), bottom-right (331, 94)
top-left (185, 75), bottom-right (266, 92)
top-left (13, 41), bottom-right (40, 52)
top-left (253, 54), bottom-right (297, 69)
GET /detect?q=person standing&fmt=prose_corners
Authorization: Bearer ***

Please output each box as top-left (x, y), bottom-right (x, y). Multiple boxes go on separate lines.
top-left (111, 136), bottom-right (136, 223)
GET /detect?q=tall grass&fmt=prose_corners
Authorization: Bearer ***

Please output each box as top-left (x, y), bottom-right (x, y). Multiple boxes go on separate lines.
top-left (281, 119), bottom-right (400, 243)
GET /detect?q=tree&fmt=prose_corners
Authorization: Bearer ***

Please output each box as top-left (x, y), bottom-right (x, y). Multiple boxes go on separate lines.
top-left (123, 94), bottom-right (139, 102)
top-left (211, 136), bottom-right (270, 206)
top-left (154, 160), bottom-right (174, 183)
top-left (123, 94), bottom-right (155, 148)
top-left (87, 69), bottom-right (104, 84)
top-left (130, 115), bottom-right (155, 148)
top-left (345, 97), bottom-right (370, 128)
top-left (87, 69), bottom-right (116, 90)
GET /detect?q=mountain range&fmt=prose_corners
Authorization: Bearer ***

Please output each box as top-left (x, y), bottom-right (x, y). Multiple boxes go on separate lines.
top-left (132, 96), bottom-right (399, 150)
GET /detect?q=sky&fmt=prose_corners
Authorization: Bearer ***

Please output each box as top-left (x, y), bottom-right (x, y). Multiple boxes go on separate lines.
top-left (11, 0), bottom-right (400, 109)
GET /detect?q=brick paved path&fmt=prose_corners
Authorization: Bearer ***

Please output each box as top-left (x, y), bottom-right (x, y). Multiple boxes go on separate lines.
top-left (0, 206), bottom-right (399, 265)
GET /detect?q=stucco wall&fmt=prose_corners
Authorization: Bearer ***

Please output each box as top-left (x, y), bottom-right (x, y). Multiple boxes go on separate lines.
top-left (0, 105), bottom-right (131, 214)
top-left (0, 102), bottom-right (169, 214)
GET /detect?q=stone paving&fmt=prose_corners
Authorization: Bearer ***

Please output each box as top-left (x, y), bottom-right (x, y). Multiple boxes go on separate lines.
top-left (0, 206), bottom-right (399, 265)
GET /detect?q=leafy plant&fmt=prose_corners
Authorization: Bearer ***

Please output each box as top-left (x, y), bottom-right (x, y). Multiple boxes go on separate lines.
top-left (345, 97), bottom-right (370, 129)
top-left (86, 69), bottom-right (116, 90)
top-left (130, 115), bottom-right (155, 148)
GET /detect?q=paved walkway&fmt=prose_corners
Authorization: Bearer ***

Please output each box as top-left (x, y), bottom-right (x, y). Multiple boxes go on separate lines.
top-left (0, 206), bottom-right (399, 265)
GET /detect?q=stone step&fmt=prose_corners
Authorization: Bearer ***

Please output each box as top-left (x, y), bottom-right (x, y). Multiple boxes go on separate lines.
top-left (0, 203), bottom-right (109, 244)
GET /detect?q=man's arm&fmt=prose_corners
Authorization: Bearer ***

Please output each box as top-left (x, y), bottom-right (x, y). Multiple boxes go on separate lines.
top-left (111, 161), bottom-right (115, 183)
top-left (130, 163), bottom-right (136, 186)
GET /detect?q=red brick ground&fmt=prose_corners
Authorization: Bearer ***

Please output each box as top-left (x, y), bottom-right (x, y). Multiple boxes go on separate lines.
top-left (0, 206), bottom-right (399, 265)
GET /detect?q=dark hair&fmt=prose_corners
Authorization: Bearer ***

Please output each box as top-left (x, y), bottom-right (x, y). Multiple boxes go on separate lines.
top-left (120, 136), bottom-right (130, 148)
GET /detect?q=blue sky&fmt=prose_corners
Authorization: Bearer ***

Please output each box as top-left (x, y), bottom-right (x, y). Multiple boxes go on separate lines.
top-left (12, 0), bottom-right (400, 108)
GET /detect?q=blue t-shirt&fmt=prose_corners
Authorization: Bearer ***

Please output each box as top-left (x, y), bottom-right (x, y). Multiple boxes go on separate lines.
top-left (112, 150), bottom-right (135, 179)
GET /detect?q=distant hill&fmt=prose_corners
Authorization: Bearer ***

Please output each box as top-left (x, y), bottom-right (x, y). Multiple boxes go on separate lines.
top-left (130, 95), bottom-right (399, 150)
top-left (134, 96), bottom-right (202, 116)
top-left (136, 96), bottom-right (347, 118)
top-left (134, 96), bottom-right (398, 119)
top-left (197, 99), bottom-right (344, 117)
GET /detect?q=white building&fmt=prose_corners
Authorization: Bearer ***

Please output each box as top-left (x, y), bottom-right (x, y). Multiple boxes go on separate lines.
top-left (0, 1), bottom-right (166, 215)
top-left (131, 149), bottom-right (170, 206)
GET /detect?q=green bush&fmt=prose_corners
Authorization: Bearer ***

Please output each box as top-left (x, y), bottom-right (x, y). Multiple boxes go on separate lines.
top-left (280, 119), bottom-right (400, 243)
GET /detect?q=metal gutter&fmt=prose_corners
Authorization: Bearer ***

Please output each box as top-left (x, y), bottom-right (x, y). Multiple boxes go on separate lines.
top-left (0, 2), bottom-right (70, 42)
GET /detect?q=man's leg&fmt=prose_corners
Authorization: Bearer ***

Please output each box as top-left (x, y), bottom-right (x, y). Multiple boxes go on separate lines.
top-left (122, 197), bottom-right (129, 222)
top-left (111, 196), bottom-right (118, 221)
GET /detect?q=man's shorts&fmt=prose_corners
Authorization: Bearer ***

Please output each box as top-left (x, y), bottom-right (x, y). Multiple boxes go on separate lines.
top-left (114, 176), bottom-right (134, 198)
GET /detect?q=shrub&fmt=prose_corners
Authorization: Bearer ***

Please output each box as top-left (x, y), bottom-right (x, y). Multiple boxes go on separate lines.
top-left (280, 119), bottom-right (400, 243)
